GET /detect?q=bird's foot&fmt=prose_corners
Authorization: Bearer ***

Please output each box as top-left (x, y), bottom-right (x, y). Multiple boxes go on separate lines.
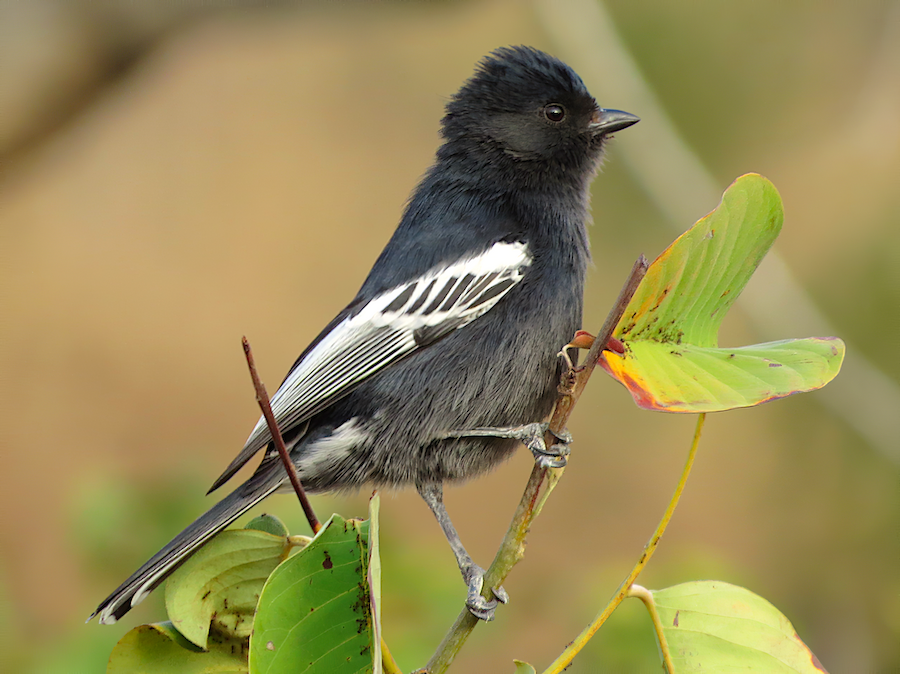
top-left (514, 422), bottom-right (572, 469)
top-left (441, 422), bottom-right (572, 469)
top-left (462, 563), bottom-right (509, 621)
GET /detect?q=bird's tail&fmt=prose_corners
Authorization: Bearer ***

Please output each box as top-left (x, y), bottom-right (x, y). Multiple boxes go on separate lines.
top-left (88, 469), bottom-right (282, 625)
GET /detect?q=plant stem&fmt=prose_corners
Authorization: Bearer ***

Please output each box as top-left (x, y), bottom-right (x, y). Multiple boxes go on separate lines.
top-left (426, 256), bottom-right (648, 674)
top-left (628, 584), bottom-right (675, 673)
top-left (381, 637), bottom-right (403, 673)
top-left (541, 412), bottom-right (706, 673)
top-left (242, 336), bottom-right (321, 534)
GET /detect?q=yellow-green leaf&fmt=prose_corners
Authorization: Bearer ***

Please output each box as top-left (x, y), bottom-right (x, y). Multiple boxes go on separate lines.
top-left (165, 528), bottom-right (291, 649)
top-left (106, 621), bottom-right (248, 674)
top-left (244, 513), bottom-right (290, 537)
top-left (604, 338), bottom-right (844, 412)
top-left (651, 581), bottom-right (828, 673)
top-left (603, 173), bottom-right (844, 411)
top-left (512, 660), bottom-right (536, 674)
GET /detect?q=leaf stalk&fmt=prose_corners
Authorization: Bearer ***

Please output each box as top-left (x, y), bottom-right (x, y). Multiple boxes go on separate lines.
top-left (540, 412), bottom-right (705, 673)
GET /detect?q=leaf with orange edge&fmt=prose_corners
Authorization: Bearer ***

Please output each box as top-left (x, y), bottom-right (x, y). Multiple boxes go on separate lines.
top-left (600, 173), bottom-right (844, 412)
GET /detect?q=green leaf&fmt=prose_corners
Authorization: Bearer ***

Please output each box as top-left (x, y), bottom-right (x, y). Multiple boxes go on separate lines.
top-left (245, 513), bottom-right (290, 537)
top-left (609, 338), bottom-right (844, 412)
top-left (651, 581), bottom-right (828, 673)
top-left (512, 660), bottom-right (537, 674)
top-left (602, 173), bottom-right (845, 411)
top-left (165, 528), bottom-right (291, 649)
top-left (249, 515), bottom-right (373, 674)
top-left (107, 621), bottom-right (248, 673)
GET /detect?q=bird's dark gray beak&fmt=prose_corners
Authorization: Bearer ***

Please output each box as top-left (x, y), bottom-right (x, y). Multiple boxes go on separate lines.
top-left (590, 108), bottom-right (640, 134)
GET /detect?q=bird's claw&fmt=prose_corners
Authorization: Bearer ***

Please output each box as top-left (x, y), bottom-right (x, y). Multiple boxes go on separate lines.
top-left (463, 564), bottom-right (508, 621)
top-left (533, 446), bottom-right (568, 469)
top-left (522, 423), bottom-right (572, 469)
top-left (552, 428), bottom-right (573, 444)
top-left (492, 584), bottom-right (510, 604)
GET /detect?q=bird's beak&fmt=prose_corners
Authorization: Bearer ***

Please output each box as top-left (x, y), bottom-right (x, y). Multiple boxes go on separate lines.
top-left (590, 108), bottom-right (640, 134)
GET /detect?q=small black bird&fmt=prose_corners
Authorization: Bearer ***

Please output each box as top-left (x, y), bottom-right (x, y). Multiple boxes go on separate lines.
top-left (90, 46), bottom-right (638, 624)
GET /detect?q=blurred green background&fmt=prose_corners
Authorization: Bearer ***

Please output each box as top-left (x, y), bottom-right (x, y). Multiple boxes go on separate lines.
top-left (1, 1), bottom-right (898, 672)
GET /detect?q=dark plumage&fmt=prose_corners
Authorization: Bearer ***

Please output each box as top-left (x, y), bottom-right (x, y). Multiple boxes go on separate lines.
top-left (90, 45), bottom-right (638, 625)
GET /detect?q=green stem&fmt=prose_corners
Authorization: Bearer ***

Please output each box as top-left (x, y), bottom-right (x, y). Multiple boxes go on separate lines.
top-left (381, 638), bottom-right (403, 674)
top-left (628, 584), bottom-right (674, 673)
top-left (541, 412), bottom-right (706, 673)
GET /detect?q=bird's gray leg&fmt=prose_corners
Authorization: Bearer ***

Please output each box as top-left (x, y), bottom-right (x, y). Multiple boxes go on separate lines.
top-left (441, 423), bottom-right (573, 469)
top-left (416, 482), bottom-right (509, 621)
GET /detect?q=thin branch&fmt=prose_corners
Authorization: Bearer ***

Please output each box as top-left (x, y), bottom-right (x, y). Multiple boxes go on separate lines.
top-left (426, 255), bottom-right (649, 674)
top-left (541, 412), bottom-right (706, 674)
top-left (242, 336), bottom-right (321, 534)
top-left (546, 254), bottom-right (648, 439)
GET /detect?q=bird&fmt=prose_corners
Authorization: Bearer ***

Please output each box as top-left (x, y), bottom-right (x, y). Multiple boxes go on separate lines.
top-left (89, 45), bottom-right (638, 625)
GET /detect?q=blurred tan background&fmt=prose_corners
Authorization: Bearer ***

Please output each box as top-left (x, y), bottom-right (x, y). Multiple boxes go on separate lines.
top-left (1, 1), bottom-right (898, 671)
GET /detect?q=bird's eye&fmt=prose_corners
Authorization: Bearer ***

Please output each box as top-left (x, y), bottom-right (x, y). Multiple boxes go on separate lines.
top-left (543, 104), bottom-right (566, 123)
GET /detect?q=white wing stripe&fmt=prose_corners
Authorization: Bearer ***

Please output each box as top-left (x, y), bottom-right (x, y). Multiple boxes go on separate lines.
top-left (460, 272), bottom-right (498, 304)
top-left (293, 332), bottom-right (405, 403)
top-left (274, 331), bottom-right (406, 425)
top-left (241, 241), bottom-right (532, 452)
top-left (271, 331), bottom-right (411, 431)
top-left (422, 276), bottom-right (459, 314)
top-left (407, 279), bottom-right (436, 313)
top-left (440, 273), bottom-right (476, 311)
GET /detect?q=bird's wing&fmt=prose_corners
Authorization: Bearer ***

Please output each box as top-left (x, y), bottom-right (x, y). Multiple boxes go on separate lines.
top-left (208, 240), bottom-right (532, 491)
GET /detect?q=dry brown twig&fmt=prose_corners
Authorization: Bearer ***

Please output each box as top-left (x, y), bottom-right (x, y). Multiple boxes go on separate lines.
top-left (242, 336), bottom-right (321, 534)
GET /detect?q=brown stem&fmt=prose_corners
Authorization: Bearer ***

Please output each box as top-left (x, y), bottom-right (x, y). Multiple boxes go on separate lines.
top-left (545, 254), bottom-right (648, 441)
top-left (242, 336), bottom-right (321, 534)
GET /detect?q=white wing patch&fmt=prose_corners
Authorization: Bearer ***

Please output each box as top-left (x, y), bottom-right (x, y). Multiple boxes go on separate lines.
top-left (241, 241), bottom-right (532, 455)
top-left (294, 417), bottom-right (365, 477)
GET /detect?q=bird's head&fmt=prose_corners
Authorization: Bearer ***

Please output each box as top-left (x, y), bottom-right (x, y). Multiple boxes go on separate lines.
top-left (441, 46), bottom-right (638, 178)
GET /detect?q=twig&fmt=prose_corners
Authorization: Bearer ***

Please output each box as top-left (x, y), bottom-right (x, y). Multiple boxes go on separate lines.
top-left (541, 412), bottom-right (706, 673)
top-left (546, 254), bottom-right (648, 440)
top-left (242, 336), bottom-right (321, 534)
top-left (426, 255), bottom-right (649, 674)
